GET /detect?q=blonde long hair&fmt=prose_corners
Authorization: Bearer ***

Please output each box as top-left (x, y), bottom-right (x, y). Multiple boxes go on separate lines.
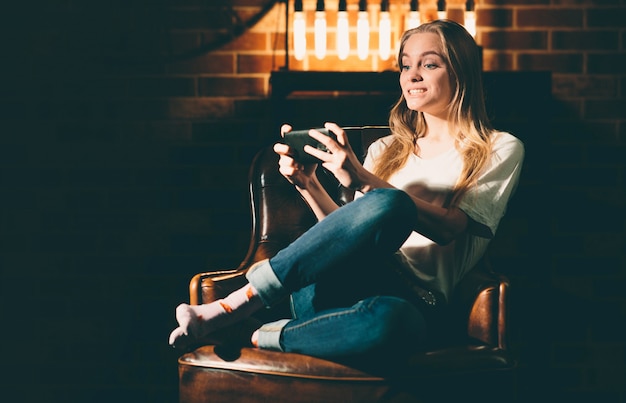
top-left (373, 20), bottom-right (493, 204)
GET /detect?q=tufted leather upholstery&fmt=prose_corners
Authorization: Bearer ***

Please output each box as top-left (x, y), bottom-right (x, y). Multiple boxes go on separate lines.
top-left (177, 127), bottom-right (517, 403)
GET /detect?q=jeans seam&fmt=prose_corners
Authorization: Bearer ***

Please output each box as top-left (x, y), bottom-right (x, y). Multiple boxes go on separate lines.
top-left (285, 296), bottom-right (380, 333)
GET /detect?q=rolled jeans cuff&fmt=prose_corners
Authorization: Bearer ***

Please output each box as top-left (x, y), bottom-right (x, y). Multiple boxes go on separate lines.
top-left (245, 259), bottom-right (285, 307)
top-left (256, 319), bottom-right (290, 352)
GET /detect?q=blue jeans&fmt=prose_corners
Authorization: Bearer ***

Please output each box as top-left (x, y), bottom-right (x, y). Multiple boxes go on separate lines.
top-left (246, 188), bottom-right (428, 359)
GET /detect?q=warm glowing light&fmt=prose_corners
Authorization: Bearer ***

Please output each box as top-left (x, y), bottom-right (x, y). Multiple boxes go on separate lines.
top-left (378, 11), bottom-right (391, 60)
top-left (437, 0), bottom-right (446, 20)
top-left (407, 0), bottom-right (420, 29)
top-left (336, 11), bottom-right (349, 60)
top-left (285, 0), bottom-right (478, 64)
top-left (314, 11), bottom-right (327, 59)
top-left (464, 10), bottom-right (476, 37)
top-left (293, 11), bottom-right (306, 61)
top-left (357, 11), bottom-right (369, 60)
top-left (407, 11), bottom-right (421, 29)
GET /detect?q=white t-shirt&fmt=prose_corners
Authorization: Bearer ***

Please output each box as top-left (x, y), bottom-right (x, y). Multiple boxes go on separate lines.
top-left (357, 131), bottom-right (525, 302)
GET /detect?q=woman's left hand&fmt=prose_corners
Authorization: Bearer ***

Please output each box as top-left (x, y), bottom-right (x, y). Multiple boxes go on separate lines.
top-left (306, 122), bottom-right (368, 191)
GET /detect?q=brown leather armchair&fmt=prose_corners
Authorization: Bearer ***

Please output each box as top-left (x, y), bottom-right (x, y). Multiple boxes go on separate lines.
top-left (176, 127), bottom-right (517, 403)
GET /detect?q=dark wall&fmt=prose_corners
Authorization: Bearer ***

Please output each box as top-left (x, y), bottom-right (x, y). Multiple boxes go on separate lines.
top-left (0, 4), bottom-right (267, 403)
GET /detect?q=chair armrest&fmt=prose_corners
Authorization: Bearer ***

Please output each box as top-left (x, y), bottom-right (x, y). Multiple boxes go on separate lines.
top-left (189, 270), bottom-right (248, 305)
top-left (448, 260), bottom-right (510, 349)
top-left (188, 262), bottom-right (292, 324)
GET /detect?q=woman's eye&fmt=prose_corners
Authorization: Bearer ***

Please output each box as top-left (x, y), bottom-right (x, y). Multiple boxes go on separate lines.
top-left (400, 65), bottom-right (410, 71)
top-left (424, 63), bottom-right (438, 69)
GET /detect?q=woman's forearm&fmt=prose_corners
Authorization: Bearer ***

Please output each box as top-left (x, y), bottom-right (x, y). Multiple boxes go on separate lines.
top-left (296, 176), bottom-right (340, 221)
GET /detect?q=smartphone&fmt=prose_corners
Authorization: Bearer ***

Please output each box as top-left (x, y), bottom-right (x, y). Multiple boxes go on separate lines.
top-left (283, 128), bottom-right (336, 164)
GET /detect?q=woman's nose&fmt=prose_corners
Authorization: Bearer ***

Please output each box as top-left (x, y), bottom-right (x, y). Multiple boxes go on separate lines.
top-left (409, 70), bottom-right (423, 82)
top-left (405, 66), bottom-right (423, 81)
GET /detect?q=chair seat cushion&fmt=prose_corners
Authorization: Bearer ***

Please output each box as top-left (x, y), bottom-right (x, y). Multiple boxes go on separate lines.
top-left (180, 345), bottom-right (386, 381)
top-left (179, 344), bottom-right (515, 380)
top-left (178, 345), bottom-right (516, 403)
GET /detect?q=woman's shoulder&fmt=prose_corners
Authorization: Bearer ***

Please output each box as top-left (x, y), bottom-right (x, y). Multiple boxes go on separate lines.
top-left (363, 134), bottom-right (396, 167)
top-left (491, 131), bottom-right (525, 157)
top-left (367, 134), bottom-right (396, 153)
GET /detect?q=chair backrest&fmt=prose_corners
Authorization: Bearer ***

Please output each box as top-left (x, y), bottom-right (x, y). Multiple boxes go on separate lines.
top-left (239, 126), bottom-right (508, 349)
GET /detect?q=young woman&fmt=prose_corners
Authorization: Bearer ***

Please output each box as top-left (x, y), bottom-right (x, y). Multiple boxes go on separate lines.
top-left (169, 20), bottom-right (524, 360)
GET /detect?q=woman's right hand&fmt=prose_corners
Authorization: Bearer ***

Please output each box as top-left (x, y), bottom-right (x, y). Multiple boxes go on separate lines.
top-left (273, 124), bottom-right (319, 189)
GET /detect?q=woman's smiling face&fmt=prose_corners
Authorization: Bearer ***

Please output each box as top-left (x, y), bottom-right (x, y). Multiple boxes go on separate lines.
top-left (399, 32), bottom-right (453, 118)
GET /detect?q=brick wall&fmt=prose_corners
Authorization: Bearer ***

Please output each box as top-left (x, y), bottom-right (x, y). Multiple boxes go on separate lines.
top-left (1, 0), bottom-right (624, 402)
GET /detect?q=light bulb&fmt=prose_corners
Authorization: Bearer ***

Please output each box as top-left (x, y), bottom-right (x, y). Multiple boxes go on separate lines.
top-left (464, 10), bottom-right (476, 37)
top-left (314, 11), bottom-right (327, 59)
top-left (337, 11), bottom-right (349, 60)
top-left (407, 0), bottom-right (420, 29)
top-left (407, 11), bottom-right (421, 29)
top-left (437, 0), bottom-right (446, 20)
top-left (378, 11), bottom-right (391, 60)
top-left (293, 11), bottom-right (306, 61)
top-left (357, 11), bottom-right (369, 60)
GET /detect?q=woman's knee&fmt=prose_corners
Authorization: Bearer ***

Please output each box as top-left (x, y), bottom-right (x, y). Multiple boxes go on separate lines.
top-left (359, 296), bottom-right (427, 350)
top-left (357, 189), bottom-right (417, 226)
top-left (355, 189), bottom-right (417, 250)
